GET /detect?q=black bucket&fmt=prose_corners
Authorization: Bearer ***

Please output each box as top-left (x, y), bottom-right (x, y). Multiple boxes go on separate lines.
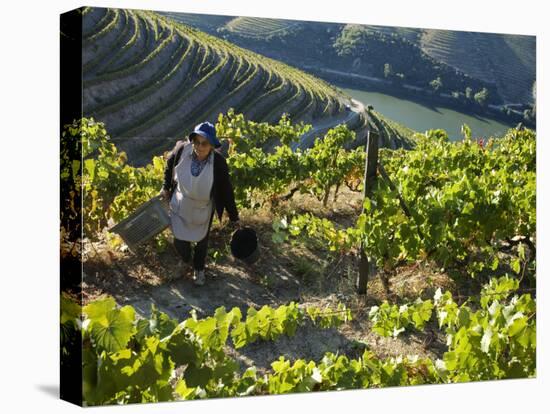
top-left (230, 227), bottom-right (259, 264)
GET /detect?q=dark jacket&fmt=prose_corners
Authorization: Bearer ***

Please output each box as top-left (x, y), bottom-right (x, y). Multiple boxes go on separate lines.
top-left (163, 140), bottom-right (239, 223)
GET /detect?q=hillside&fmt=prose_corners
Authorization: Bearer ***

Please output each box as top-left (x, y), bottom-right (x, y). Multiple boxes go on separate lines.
top-left (158, 10), bottom-right (233, 33)
top-left (223, 16), bottom-right (304, 39)
top-left (331, 24), bottom-right (496, 99)
top-left (161, 12), bottom-right (535, 106)
top-left (419, 29), bottom-right (535, 104)
top-left (338, 25), bottom-right (536, 105)
top-left (82, 7), bottom-right (361, 164)
top-left (361, 25), bottom-right (422, 44)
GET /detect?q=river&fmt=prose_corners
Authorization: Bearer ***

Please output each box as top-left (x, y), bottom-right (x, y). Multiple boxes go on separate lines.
top-left (342, 88), bottom-right (516, 141)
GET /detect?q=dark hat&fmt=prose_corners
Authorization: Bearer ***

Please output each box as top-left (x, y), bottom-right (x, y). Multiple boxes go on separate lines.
top-left (189, 122), bottom-right (221, 148)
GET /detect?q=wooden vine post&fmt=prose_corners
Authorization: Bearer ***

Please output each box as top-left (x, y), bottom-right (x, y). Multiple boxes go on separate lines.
top-left (356, 125), bottom-right (379, 294)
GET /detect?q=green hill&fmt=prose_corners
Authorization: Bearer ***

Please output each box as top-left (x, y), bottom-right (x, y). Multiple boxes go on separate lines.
top-left (160, 12), bottom-right (535, 106)
top-left (419, 29), bottom-right (535, 104)
top-left (354, 26), bottom-right (535, 105)
top-left (331, 24), bottom-right (495, 100)
top-left (82, 7), bottom-right (357, 163)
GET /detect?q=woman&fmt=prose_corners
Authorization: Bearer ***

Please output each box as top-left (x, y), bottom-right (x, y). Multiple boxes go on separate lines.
top-left (160, 121), bottom-right (240, 285)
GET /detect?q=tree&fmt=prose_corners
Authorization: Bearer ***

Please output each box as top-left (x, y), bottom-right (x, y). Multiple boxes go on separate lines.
top-left (333, 25), bottom-right (369, 57)
top-left (474, 88), bottom-right (489, 107)
top-left (383, 63), bottom-right (393, 79)
top-left (429, 76), bottom-right (442, 92)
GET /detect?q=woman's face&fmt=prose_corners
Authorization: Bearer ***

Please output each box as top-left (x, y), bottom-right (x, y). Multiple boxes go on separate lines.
top-left (192, 135), bottom-right (213, 160)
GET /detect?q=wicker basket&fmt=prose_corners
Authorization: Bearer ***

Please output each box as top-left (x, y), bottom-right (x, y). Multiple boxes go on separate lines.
top-left (109, 196), bottom-right (170, 252)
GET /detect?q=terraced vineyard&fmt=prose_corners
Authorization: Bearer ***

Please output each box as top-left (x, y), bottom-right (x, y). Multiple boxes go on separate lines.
top-left (156, 11), bottom-right (536, 110)
top-left (221, 17), bottom-right (304, 39)
top-left (155, 10), bottom-right (536, 108)
top-left (367, 110), bottom-right (415, 149)
top-left (419, 29), bottom-right (536, 104)
top-left (82, 7), bottom-right (350, 163)
top-left (158, 11), bottom-right (232, 34)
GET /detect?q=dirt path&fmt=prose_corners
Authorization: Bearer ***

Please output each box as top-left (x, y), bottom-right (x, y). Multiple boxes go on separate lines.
top-left (82, 186), bottom-right (454, 372)
top-left (292, 98), bottom-right (365, 150)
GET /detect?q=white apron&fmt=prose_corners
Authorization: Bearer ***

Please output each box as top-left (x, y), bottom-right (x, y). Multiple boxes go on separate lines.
top-left (169, 144), bottom-right (214, 242)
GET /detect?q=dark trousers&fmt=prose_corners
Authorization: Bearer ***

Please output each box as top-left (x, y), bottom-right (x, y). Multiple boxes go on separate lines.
top-left (173, 211), bottom-right (215, 271)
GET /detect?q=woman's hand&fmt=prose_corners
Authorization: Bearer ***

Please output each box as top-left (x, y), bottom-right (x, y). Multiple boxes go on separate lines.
top-left (228, 220), bottom-right (241, 230)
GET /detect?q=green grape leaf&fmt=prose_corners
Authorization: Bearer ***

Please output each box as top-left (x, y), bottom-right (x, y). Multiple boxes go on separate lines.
top-left (194, 317), bottom-right (217, 347)
top-left (490, 256), bottom-right (499, 271)
top-left (165, 328), bottom-right (199, 366)
top-left (184, 364), bottom-right (214, 388)
top-left (511, 258), bottom-right (521, 274)
top-left (174, 379), bottom-right (195, 399)
top-left (508, 317), bottom-right (527, 337)
top-left (83, 296), bottom-right (116, 322)
top-left (88, 305), bottom-right (136, 353)
top-left (231, 322), bottom-right (248, 349)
